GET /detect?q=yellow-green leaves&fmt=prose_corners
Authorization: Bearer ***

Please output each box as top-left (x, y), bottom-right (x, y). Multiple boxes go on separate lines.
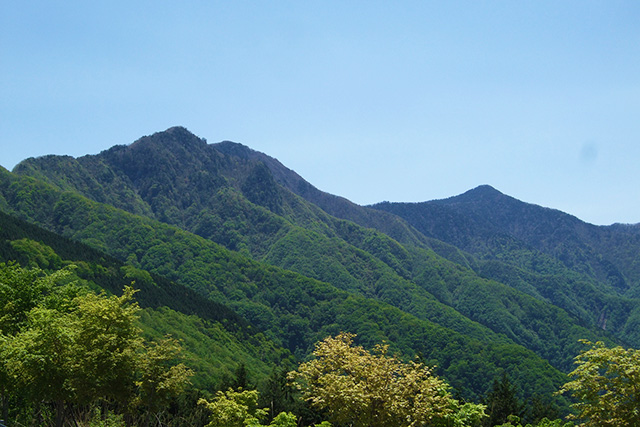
top-left (0, 264), bottom-right (192, 426)
top-left (198, 388), bottom-right (268, 427)
top-left (558, 340), bottom-right (640, 427)
top-left (290, 333), bottom-right (486, 427)
top-left (135, 336), bottom-right (193, 412)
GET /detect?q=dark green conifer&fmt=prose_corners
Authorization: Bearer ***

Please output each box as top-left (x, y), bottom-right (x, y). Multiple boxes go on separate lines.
top-left (484, 372), bottom-right (524, 426)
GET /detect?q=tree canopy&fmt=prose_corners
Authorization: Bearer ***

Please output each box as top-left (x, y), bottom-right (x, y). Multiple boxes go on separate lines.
top-left (290, 332), bottom-right (487, 427)
top-left (0, 263), bottom-right (192, 427)
top-left (558, 340), bottom-right (640, 427)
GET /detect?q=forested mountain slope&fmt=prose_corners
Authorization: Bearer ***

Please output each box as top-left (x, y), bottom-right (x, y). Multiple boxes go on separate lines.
top-left (0, 210), bottom-right (286, 390)
top-left (10, 128), bottom-right (621, 371)
top-left (372, 185), bottom-right (640, 293)
top-left (212, 140), bottom-right (432, 248)
top-left (5, 126), bottom-right (638, 407)
top-left (0, 165), bottom-right (571, 404)
top-left (371, 186), bottom-right (640, 347)
top-left (13, 127), bottom-right (435, 254)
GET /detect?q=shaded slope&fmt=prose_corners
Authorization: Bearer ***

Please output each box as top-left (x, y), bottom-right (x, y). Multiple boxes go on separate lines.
top-left (213, 140), bottom-right (432, 248)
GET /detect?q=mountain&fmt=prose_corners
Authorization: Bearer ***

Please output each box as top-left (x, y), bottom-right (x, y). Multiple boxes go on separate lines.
top-left (0, 166), bottom-right (572, 404)
top-left (13, 127), bottom-right (433, 251)
top-left (371, 186), bottom-right (640, 345)
top-left (4, 126), bottom-right (638, 411)
top-left (11, 128), bottom-right (617, 359)
top-left (0, 210), bottom-right (287, 390)
top-left (372, 185), bottom-right (640, 292)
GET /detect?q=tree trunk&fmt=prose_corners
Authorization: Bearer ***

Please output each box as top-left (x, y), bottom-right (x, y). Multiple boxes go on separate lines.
top-left (54, 400), bottom-right (64, 427)
top-left (1, 392), bottom-right (8, 425)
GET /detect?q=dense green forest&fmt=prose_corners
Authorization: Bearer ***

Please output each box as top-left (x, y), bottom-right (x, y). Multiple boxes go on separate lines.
top-left (371, 186), bottom-right (640, 347)
top-left (0, 199), bottom-right (569, 426)
top-left (1, 126), bottom-right (639, 426)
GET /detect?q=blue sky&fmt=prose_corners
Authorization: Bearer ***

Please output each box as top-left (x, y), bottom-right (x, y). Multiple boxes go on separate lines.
top-left (2, 1), bottom-right (639, 225)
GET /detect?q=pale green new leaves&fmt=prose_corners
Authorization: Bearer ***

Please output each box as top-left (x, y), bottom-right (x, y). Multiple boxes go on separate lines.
top-left (0, 263), bottom-right (72, 335)
top-left (1, 305), bottom-right (75, 402)
top-left (493, 415), bottom-right (573, 427)
top-left (246, 411), bottom-right (297, 427)
top-left (558, 340), bottom-right (640, 427)
top-left (1, 285), bottom-right (144, 404)
top-left (199, 389), bottom-right (332, 427)
top-left (135, 337), bottom-right (193, 412)
top-left (198, 388), bottom-right (268, 427)
top-left (289, 333), bottom-right (486, 427)
top-left (69, 286), bottom-right (143, 404)
top-left (0, 264), bottom-right (192, 421)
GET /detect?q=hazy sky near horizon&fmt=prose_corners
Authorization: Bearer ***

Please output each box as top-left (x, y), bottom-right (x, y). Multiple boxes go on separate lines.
top-left (2, 1), bottom-right (639, 225)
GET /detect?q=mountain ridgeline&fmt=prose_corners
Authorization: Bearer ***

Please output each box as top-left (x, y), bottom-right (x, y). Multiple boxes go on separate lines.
top-left (3, 126), bottom-right (639, 409)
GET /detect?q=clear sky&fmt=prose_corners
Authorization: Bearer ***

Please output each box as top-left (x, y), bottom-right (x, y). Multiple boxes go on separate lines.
top-left (2, 1), bottom-right (639, 225)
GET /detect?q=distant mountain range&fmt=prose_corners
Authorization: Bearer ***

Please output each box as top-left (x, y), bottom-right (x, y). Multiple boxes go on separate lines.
top-left (2, 126), bottom-right (639, 411)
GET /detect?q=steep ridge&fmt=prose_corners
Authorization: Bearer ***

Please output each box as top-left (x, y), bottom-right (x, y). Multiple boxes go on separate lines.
top-left (9, 127), bottom-right (619, 372)
top-left (212, 139), bottom-right (478, 270)
top-left (15, 128), bottom-right (449, 257)
top-left (212, 140), bottom-right (433, 249)
top-left (0, 167), bottom-right (571, 402)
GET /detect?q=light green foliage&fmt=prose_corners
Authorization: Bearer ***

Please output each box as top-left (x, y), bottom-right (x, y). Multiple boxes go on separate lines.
top-left (246, 411), bottom-right (298, 427)
top-left (134, 336), bottom-right (193, 413)
top-left (9, 238), bottom-right (62, 270)
top-left (0, 263), bottom-right (76, 423)
top-left (120, 264), bottom-right (153, 285)
top-left (493, 415), bottom-right (573, 427)
top-left (2, 304), bottom-right (75, 403)
top-left (0, 262), bottom-right (70, 335)
top-left (138, 306), bottom-right (278, 391)
top-left (267, 411), bottom-right (297, 427)
top-left (0, 264), bottom-right (192, 426)
top-left (450, 403), bottom-right (494, 427)
top-left (198, 388), bottom-right (268, 427)
top-left (559, 340), bottom-right (640, 427)
top-left (199, 388), bottom-right (330, 427)
top-left (88, 408), bottom-right (126, 427)
top-left (290, 333), bottom-right (487, 427)
top-left (69, 286), bottom-right (144, 404)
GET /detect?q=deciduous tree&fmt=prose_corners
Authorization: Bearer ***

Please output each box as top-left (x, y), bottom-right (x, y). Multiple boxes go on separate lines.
top-left (198, 388), bottom-right (268, 427)
top-left (0, 264), bottom-right (192, 426)
top-left (558, 340), bottom-right (640, 427)
top-left (289, 332), bottom-right (486, 427)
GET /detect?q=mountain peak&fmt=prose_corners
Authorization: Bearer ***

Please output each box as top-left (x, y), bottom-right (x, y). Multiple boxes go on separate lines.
top-left (470, 184), bottom-right (502, 195)
top-left (164, 125), bottom-right (192, 135)
top-left (436, 185), bottom-right (505, 205)
top-left (463, 185), bottom-right (503, 198)
top-left (141, 126), bottom-right (206, 147)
